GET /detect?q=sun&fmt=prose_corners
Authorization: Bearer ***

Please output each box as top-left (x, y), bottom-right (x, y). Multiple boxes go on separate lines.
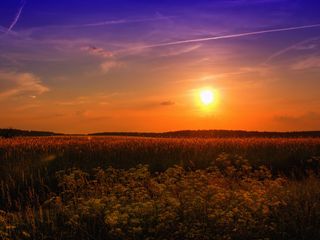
top-left (200, 89), bottom-right (214, 105)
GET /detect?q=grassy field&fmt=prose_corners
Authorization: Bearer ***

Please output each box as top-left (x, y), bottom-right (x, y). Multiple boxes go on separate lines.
top-left (1, 136), bottom-right (320, 239)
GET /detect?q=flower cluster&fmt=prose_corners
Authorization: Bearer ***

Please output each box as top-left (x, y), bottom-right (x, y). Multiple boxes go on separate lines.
top-left (1, 137), bottom-right (320, 239)
top-left (3, 157), bottom-right (290, 239)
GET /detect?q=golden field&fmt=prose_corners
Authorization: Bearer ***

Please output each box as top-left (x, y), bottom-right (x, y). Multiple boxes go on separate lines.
top-left (1, 136), bottom-right (320, 239)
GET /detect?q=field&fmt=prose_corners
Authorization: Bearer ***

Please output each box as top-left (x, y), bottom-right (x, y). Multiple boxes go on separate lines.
top-left (1, 136), bottom-right (320, 239)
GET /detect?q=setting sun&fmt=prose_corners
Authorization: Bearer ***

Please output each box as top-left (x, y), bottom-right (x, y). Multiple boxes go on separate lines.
top-left (200, 89), bottom-right (214, 105)
top-left (1, 1), bottom-right (320, 239)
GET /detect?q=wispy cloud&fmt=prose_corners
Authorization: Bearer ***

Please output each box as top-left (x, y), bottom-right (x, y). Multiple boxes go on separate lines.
top-left (19, 15), bottom-right (174, 36)
top-left (291, 56), bottom-right (320, 70)
top-left (131, 100), bottom-right (176, 110)
top-left (0, 71), bottom-right (49, 99)
top-left (81, 45), bottom-right (123, 73)
top-left (134, 23), bottom-right (320, 50)
top-left (78, 16), bottom-right (174, 28)
top-left (160, 101), bottom-right (175, 106)
top-left (223, 0), bottom-right (288, 5)
top-left (0, 25), bottom-right (7, 33)
top-left (265, 36), bottom-right (320, 63)
top-left (6, 0), bottom-right (26, 34)
top-left (100, 61), bottom-right (123, 73)
top-left (81, 46), bottom-right (114, 58)
top-left (158, 44), bottom-right (201, 57)
top-left (274, 112), bottom-right (320, 129)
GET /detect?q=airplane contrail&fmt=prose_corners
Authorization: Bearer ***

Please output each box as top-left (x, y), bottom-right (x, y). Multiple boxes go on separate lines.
top-left (19, 15), bottom-right (175, 33)
top-left (6, 0), bottom-right (26, 34)
top-left (136, 23), bottom-right (320, 50)
top-left (79, 16), bottom-right (174, 27)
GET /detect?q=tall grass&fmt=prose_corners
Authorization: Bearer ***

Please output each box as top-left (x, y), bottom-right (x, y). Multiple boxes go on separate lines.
top-left (1, 136), bottom-right (320, 176)
top-left (1, 136), bottom-right (320, 239)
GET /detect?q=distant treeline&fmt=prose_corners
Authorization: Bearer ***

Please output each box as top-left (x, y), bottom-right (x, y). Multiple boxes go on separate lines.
top-left (1, 128), bottom-right (320, 138)
top-left (90, 130), bottom-right (320, 138)
top-left (0, 128), bottom-right (63, 138)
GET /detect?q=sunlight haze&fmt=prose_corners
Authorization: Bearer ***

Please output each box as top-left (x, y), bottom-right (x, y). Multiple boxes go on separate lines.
top-left (0, 1), bottom-right (320, 133)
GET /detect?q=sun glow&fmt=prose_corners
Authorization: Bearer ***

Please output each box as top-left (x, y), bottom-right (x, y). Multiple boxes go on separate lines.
top-left (200, 89), bottom-right (214, 105)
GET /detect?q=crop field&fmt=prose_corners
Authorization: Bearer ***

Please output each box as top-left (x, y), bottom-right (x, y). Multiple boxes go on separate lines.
top-left (1, 136), bottom-right (320, 239)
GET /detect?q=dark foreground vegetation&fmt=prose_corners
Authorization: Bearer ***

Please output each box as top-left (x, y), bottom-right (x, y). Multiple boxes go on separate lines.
top-left (1, 136), bottom-right (320, 239)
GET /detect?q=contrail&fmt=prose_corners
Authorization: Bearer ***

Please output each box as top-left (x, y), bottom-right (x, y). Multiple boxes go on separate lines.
top-left (136, 23), bottom-right (320, 50)
top-left (79, 16), bottom-right (174, 28)
top-left (19, 15), bottom-right (174, 32)
top-left (6, 0), bottom-right (26, 34)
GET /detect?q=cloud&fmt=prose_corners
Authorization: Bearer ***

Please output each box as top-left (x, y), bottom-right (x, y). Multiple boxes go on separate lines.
top-left (100, 61), bottom-right (122, 73)
top-left (78, 16), bottom-right (174, 28)
top-left (291, 56), bottom-right (320, 70)
top-left (294, 44), bottom-right (318, 50)
top-left (81, 46), bottom-right (114, 58)
top-left (273, 112), bottom-right (320, 129)
top-left (157, 44), bottom-right (201, 58)
top-left (0, 71), bottom-right (49, 99)
top-left (132, 100), bottom-right (176, 110)
top-left (56, 96), bottom-right (90, 106)
top-left (0, 25), bottom-right (7, 33)
top-left (223, 0), bottom-right (287, 5)
top-left (160, 101), bottom-right (175, 106)
top-left (265, 36), bottom-right (320, 63)
top-left (78, 110), bottom-right (111, 121)
top-left (81, 45), bottom-right (123, 73)
top-left (17, 15), bottom-right (174, 38)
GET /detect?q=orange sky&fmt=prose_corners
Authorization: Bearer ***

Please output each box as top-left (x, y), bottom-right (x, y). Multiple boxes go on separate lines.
top-left (1, 1), bottom-right (320, 133)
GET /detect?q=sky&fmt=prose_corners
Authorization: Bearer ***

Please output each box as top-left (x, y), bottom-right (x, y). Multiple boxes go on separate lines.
top-left (0, 0), bottom-right (320, 133)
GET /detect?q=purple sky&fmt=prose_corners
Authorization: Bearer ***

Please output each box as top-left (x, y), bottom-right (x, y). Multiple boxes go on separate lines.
top-left (1, 0), bottom-right (320, 133)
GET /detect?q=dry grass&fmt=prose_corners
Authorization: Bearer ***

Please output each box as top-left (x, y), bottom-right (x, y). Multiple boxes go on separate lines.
top-left (1, 136), bottom-right (320, 239)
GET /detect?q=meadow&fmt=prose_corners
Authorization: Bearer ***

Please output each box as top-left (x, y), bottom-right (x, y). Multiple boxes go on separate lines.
top-left (1, 136), bottom-right (320, 239)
